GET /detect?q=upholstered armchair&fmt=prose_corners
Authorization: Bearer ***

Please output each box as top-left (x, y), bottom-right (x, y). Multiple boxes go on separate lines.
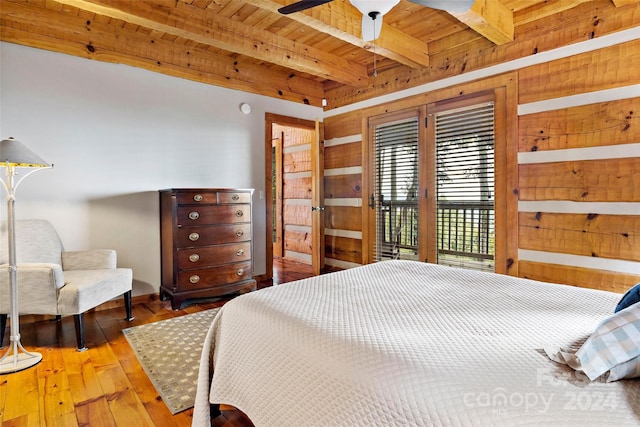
top-left (0, 219), bottom-right (133, 351)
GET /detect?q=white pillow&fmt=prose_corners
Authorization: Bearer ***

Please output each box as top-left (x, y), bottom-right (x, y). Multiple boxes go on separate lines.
top-left (545, 302), bottom-right (640, 381)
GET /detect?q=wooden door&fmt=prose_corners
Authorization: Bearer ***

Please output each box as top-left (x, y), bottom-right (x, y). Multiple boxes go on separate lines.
top-left (272, 135), bottom-right (283, 258)
top-left (265, 113), bottom-right (324, 280)
top-left (366, 109), bottom-right (423, 263)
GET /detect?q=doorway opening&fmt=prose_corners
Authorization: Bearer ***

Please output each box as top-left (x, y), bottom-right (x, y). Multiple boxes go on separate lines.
top-left (265, 114), bottom-right (320, 280)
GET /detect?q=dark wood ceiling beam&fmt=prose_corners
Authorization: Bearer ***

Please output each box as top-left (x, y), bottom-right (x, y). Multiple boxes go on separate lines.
top-left (0, 0), bottom-right (325, 106)
top-left (246, 0), bottom-right (430, 68)
top-left (52, 0), bottom-right (369, 87)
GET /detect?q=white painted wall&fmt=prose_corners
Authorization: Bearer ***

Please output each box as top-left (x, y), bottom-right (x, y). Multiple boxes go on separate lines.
top-left (0, 42), bottom-right (322, 296)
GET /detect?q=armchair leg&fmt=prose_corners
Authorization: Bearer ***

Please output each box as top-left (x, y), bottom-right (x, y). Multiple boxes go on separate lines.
top-left (0, 314), bottom-right (6, 348)
top-left (124, 290), bottom-right (134, 321)
top-left (73, 314), bottom-right (88, 352)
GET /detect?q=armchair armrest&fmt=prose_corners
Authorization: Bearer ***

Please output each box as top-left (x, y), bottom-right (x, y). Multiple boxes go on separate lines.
top-left (62, 250), bottom-right (117, 271)
top-left (0, 263), bottom-right (64, 314)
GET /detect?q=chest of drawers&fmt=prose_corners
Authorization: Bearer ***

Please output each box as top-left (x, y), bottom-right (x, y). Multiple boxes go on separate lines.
top-left (159, 188), bottom-right (256, 309)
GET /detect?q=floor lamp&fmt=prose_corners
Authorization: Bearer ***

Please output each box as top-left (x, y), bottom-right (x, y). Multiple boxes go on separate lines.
top-left (0, 137), bottom-right (51, 374)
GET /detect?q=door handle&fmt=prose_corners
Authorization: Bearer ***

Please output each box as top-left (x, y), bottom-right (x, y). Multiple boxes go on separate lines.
top-left (368, 193), bottom-right (375, 209)
top-left (311, 206), bottom-right (325, 212)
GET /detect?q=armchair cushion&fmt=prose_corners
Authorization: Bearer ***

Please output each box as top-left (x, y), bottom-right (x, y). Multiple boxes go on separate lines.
top-left (59, 268), bottom-right (133, 314)
top-left (0, 263), bottom-right (64, 314)
top-left (62, 249), bottom-right (117, 270)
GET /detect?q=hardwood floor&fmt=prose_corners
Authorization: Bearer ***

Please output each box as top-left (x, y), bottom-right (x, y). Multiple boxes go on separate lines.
top-left (0, 257), bottom-right (314, 427)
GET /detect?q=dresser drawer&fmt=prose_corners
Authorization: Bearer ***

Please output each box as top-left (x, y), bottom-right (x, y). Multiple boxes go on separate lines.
top-left (177, 261), bottom-right (253, 291)
top-left (177, 242), bottom-right (251, 268)
top-left (218, 191), bottom-right (251, 204)
top-left (176, 191), bottom-right (218, 205)
top-left (177, 204), bottom-right (250, 225)
top-left (175, 223), bottom-right (251, 247)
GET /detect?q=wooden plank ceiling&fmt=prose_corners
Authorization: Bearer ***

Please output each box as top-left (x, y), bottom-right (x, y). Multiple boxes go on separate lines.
top-left (0, 0), bottom-right (636, 108)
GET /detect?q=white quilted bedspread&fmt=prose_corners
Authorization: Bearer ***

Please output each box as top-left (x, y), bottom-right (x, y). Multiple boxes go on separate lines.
top-left (192, 260), bottom-right (640, 426)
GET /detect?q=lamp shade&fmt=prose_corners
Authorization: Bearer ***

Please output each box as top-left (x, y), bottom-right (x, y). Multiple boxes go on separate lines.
top-left (0, 138), bottom-right (50, 168)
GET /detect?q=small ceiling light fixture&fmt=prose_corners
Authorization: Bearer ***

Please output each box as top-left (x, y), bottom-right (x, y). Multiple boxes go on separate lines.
top-left (239, 103), bottom-right (252, 115)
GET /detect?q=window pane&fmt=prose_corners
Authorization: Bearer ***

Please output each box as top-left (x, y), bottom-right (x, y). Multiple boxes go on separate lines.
top-left (373, 118), bottom-right (419, 262)
top-left (434, 103), bottom-right (495, 272)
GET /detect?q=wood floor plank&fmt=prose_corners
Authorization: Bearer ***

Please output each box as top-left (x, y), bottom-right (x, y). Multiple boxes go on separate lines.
top-left (63, 348), bottom-right (104, 405)
top-left (74, 397), bottom-right (117, 427)
top-left (107, 388), bottom-right (155, 427)
top-left (3, 366), bottom-right (41, 423)
top-left (0, 370), bottom-right (7, 421)
top-left (41, 365), bottom-right (76, 426)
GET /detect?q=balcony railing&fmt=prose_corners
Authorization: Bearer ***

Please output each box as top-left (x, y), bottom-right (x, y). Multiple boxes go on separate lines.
top-left (377, 199), bottom-right (495, 271)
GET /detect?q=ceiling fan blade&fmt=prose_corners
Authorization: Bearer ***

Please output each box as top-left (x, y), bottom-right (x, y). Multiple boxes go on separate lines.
top-left (278, 0), bottom-right (334, 15)
top-left (408, 0), bottom-right (474, 12)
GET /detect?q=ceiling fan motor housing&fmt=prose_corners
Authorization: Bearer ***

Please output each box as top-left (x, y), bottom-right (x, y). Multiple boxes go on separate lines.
top-left (350, 0), bottom-right (400, 41)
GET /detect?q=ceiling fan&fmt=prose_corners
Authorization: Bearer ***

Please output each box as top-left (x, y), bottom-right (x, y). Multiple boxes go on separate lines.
top-left (278, 0), bottom-right (475, 41)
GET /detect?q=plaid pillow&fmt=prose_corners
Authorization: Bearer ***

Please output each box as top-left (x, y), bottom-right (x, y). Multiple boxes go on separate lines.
top-left (545, 302), bottom-right (640, 381)
top-left (608, 355), bottom-right (640, 382)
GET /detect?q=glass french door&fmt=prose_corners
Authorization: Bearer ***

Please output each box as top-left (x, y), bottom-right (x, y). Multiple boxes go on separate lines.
top-left (368, 111), bottom-right (421, 262)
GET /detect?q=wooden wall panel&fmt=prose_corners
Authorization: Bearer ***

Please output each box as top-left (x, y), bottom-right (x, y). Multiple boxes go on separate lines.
top-left (283, 150), bottom-right (311, 173)
top-left (325, 206), bottom-right (362, 231)
top-left (323, 111), bottom-right (363, 139)
top-left (518, 97), bottom-right (640, 152)
top-left (283, 177), bottom-right (312, 199)
top-left (284, 204), bottom-right (312, 227)
top-left (519, 261), bottom-right (640, 294)
top-left (519, 158), bottom-right (640, 202)
top-left (519, 212), bottom-right (640, 262)
top-left (282, 127), bottom-right (313, 147)
top-left (324, 235), bottom-right (363, 264)
top-left (518, 39), bottom-right (640, 105)
top-left (284, 229), bottom-right (312, 255)
top-left (324, 142), bottom-right (361, 169)
top-left (322, 111), bottom-right (364, 267)
top-left (278, 125), bottom-right (314, 264)
top-left (324, 175), bottom-right (362, 199)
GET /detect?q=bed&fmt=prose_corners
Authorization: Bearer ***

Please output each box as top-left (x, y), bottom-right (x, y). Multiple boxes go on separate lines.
top-left (192, 260), bottom-right (640, 426)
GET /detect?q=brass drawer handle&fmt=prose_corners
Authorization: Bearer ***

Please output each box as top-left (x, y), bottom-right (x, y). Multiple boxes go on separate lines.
top-left (189, 253), bottom-right (200, 262)
top-left (189, 275), bottom-right (200, 284)
top-left (189, 211), bottom-right (200, 220)
top-left (235, 229), bottom-right (244, 237)
top-left (236, 269), bottom-right (244, 276)
top-left (235, 210), bottom-right (243, 217)
top-left (236, 249), bottom-right (244, 256)
top-left (193, 194), bottom-right (203, 202)
top-left (232, 194), bottom-right (240, 201)
top-left (189, 232), bottom-right (200, 241)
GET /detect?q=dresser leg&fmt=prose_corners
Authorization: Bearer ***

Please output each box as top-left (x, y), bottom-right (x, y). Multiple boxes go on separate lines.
top-left (170, 297), bottom-right (182, 310)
